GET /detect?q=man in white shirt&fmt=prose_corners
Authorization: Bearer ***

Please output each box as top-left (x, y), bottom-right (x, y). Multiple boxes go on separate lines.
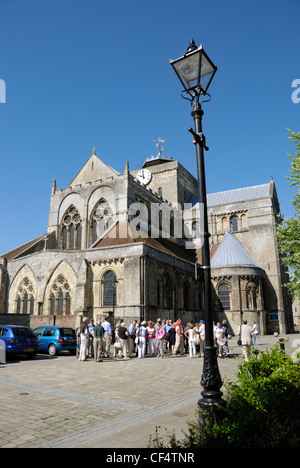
top-left (199, 320), bottom-right (205, 357)
top-left (101, 317), bottom-right (112, 358)
top-left (239, 320), bottom-right (253, 362)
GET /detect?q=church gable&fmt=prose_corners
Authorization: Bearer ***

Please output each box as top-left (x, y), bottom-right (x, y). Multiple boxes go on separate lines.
top-left (68, 151), bottom-right (119, 188)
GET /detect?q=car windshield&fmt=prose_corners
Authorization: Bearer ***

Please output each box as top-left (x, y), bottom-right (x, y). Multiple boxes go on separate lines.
top-left (59, 328), bottom-right (75, 337)
top-left (12, 328), bottom-right (35, 338)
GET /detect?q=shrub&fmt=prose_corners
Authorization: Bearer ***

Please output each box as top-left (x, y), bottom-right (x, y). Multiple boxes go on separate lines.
top-left (149, 343), bottom-right (300, 448)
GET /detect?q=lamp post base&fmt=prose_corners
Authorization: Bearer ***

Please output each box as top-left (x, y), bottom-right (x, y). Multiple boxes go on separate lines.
top-left (199, 345), bottom-right (226, 409)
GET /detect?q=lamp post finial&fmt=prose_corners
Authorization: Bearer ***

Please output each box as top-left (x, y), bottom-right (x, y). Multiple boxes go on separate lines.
top-left (187, 38), bottom-right (197, 53)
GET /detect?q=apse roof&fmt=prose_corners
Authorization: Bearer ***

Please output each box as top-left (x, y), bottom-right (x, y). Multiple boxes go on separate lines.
top-left (210, 230), bottom-right (259, 268)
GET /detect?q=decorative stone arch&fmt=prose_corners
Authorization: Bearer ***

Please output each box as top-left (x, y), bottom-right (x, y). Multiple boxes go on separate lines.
top-left (8, 264), bottom-right (37, 315)
top-left (43, 261), bottom-right (77, 315)
top-left (88, 186), bottom-right (116, 220)
top-left (58, 193), bottom-right (84, 226)
top-left (89, 198), bottom-right (115, 246)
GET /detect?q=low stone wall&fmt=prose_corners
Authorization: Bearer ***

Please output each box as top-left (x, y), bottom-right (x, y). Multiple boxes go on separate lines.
top-left (0, 314), bottom-right (77, 329)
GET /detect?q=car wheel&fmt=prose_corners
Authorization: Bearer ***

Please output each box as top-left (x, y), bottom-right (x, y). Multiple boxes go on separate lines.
top-left (48, 344), bottom-right (58, 356)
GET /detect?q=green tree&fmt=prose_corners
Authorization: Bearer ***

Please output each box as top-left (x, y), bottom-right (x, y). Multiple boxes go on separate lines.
top-left (277, 129), bottom-right (300, 298)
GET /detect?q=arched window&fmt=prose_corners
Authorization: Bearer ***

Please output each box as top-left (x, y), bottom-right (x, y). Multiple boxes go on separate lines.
top-left (241, 214), bottom-right (247, 228)
top-left (30, 295), bottom-right (34, 315)
top-left (57, 290), bottom-right (64, 315)
top-left (230, 215), bottom-right (238, 232)
top-left (90, 199), bottom-right (114, 245)
top-left (49, 275), bottom-right (72, 315)
top-left (162, 275), bottom-right (173, 309)
top-left (65, 293), bottom-right (71, 315)
top-left (76, 225), bottom-right (82, 250)
top-left (62, 226), bottom-right (67, 250)
top-left (69, 224), bottom-right (75, 250)
top-left (60, 206), bottom-right (82, 250)
top-left (170, 217), bottom-right (175, 238)
top-left (218, 284), bottom-right (230, 311)
top-left (16, 296), bottom-right (21, 314)
top-left (23, 291), bottom-right (28, 315)
top-left (222, 217), bottom-right (227, 230)
top-left (50, 293), bottom-right (55, 316)
top-left (91, 220), bottom-right (97, 244)
top-left (16, 277), bottom-right (35, 315)
top-left (103, 271), bottom-right (117, 307)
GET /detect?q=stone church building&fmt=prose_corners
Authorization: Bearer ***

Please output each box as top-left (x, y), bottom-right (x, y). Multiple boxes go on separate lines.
top-left (0, 148), bottom-right (293, 335)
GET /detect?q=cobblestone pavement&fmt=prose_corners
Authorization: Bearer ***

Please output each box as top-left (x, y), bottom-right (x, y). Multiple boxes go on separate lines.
top-left (0, 334), bottom-right (298, 448)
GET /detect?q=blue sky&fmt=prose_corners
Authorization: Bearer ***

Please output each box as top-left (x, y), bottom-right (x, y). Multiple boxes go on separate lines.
top-left (0, 0), bottom-right (299, 254)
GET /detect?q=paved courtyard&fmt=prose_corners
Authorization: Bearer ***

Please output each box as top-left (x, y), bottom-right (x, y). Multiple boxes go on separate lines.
top-left (0, 333), bottom-right (298, 448)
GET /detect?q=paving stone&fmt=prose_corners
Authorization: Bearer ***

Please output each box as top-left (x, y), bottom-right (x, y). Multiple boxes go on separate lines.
top-left (0, 334), bottom-right (296, 448)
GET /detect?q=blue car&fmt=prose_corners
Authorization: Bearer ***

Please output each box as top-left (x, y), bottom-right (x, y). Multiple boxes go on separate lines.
top-left (0, 325), bottom-right (40, 358)
top-left (33, 326), bottom-right (77, 356)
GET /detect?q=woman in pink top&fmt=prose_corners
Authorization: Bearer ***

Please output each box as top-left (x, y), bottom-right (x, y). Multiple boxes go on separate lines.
top-left (146, 321), bottom-right (157, 357)
top-left (155, 319), bottom-right (165, 359)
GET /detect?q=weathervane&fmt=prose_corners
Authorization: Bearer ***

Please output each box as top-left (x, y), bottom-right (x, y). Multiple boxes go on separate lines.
top-left (154, 138), bottom-right (165, 157)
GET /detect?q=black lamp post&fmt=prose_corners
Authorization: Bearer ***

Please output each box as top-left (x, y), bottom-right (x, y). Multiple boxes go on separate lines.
top-left (170, 40), bottom-right (225, 410)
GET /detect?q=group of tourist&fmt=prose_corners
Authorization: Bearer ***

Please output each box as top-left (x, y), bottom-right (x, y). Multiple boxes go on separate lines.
top-left (77, 317), bottom-right (207, 362)
top-left (77, 316), bottom-right (261, 363)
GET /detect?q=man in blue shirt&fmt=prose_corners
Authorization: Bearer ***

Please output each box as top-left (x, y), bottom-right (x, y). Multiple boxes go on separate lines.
top-left (88, 319), bottom-right (95, 358)
top-left (128, 320), bottom-right (137, 358)
top-left (102, 316), bottom-right (112, 358)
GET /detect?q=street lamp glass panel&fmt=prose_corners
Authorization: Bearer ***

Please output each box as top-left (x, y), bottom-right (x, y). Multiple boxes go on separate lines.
top-left (199, 53), bottom-right (216, 94)
top-left (172, 52), bottom-right (201, 91)
top-left (170, 43), bottom-right (217, 96)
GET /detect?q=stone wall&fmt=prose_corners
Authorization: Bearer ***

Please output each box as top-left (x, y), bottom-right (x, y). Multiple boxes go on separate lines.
top-left (0, 314), bottom-right (77, 329)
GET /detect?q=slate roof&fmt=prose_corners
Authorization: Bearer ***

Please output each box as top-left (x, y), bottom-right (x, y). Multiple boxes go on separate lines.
top-left (207, 183), bottom-right (271, 206)
top-left (93, 221), bottom-right (196, 264)
top-left (210, 230), bottom-right (259, 268)
top-left (0, 234), bottom-right (47, 261)
top-left (189, 183), bottom-right (271, 207)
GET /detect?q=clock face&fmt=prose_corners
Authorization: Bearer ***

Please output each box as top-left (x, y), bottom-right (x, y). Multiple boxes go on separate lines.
top-left (137, 169), bottom-right (152, 185)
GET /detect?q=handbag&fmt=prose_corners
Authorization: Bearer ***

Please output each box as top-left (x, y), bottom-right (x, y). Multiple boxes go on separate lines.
top-left (114, 341), bottom-right (121, 349)
top-left (237, 338), bottom-right (242, 346)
